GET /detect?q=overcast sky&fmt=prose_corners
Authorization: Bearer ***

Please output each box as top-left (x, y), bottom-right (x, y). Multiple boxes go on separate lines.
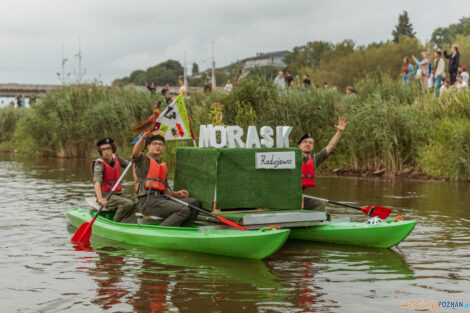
top-left (1, 0), bottom-right (470, 85)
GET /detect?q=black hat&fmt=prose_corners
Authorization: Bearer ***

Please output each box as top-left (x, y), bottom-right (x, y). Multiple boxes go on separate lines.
top-left (147, 134), bottom-right (165, 145)
top-left (297, 132), bottom-right (312, 145)
top-left (96, 137), bottom-right (114, 147)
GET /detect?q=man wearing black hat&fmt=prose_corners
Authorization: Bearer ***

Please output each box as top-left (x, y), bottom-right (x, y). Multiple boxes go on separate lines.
top-left (299, 117), bottom-right (348, 211)
top-left (131, 132), bottom-right (199, 227)
top-left (92, 137), bottom-right (138, 223)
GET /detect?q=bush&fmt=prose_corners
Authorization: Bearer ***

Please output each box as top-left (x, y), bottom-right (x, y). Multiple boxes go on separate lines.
top-left (418, 119), bottom-right (470, 180)
top-left (0, 106), bottom-right (24, 142)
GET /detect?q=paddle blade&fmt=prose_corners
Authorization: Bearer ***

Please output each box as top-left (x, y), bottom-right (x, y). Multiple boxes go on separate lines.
top-left (71, 218), bottom-right (95, 243)
top-left (216, 216), bottom-right (248, 231)
top-left (361, 206), bottom-right (392, 219)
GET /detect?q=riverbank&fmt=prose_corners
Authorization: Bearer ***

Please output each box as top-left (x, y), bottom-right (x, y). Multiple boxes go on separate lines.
top-left (0, 77), bottom-right (469, 181)
top-left (318, 167), bottom-right (447, 182)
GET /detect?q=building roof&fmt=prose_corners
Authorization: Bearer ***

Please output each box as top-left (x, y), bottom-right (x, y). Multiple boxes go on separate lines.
top-left (242, 50), bottom-right (290, 62)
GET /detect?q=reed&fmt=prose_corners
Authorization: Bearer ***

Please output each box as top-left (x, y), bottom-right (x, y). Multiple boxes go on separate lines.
top-left (1, 76), bottom-right (468, 180)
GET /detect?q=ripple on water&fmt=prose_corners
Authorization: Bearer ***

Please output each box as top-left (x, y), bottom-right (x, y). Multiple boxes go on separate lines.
top-left (1, 157), bottom-right (470, 312)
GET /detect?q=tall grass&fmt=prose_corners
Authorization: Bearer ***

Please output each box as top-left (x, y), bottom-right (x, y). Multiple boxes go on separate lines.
top-left (0, 77), bottom-right (469, 180)
top-left (12, 85), bottom-right (160, 157)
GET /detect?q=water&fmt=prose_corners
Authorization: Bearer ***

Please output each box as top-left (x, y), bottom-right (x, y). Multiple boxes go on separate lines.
top-left (0, 153), bottom-right (469, 312)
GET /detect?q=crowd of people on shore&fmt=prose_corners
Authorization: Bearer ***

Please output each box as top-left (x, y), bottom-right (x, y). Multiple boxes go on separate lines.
top-left (272, 70), bottom-right (354, 95)
top-left (140, 48), bottom-right (467, 101)
top-left (402, 44), bottom-right (468, 97)
top-left (142, 68), bottom-right (357, 100)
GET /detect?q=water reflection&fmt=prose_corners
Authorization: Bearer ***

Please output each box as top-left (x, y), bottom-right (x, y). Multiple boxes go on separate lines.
top-left (90, 247), bottom-right (130, 310)
top-left (71, 236), bottom-right (417, 313)
top-left (77, 238), bottom-right (284, 312)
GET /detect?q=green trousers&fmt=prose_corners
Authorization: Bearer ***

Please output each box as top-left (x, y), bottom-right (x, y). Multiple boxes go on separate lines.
top-left (137, 193), bottom-right (199, 227)
top-left (101, 192), bottom-right (138, 223)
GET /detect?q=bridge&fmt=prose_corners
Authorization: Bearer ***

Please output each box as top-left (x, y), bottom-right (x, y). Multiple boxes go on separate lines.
top-left (0, 83), bottom-right (61, 98)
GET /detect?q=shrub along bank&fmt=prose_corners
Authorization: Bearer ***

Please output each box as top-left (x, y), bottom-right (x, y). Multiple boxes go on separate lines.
top-left (0, 77), bottom-right (469, 180)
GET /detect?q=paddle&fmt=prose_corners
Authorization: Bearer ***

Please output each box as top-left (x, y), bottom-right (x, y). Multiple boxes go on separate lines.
top-left (303, 194), bottom-right (392, 219)
top-left (165, 195), bottom-right (248, 231)
top-left (71, 160), bottom-right (134, 243)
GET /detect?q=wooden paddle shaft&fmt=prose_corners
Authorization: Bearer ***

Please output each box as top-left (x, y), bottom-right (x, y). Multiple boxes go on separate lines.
top-left (303, 194), bottom-right (362, 210)
top-left (165, 195), bottom-right (248, 231)
top-left (165, 195), bottom-right (217, 218)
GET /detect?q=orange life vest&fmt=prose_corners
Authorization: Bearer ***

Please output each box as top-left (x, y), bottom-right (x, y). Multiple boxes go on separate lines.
top-left (91, 155), bottom-right (122, 193)
top-left (134, 155), bottom-right (168, 193)
top-left (301, 155), bottom-right (316, 188)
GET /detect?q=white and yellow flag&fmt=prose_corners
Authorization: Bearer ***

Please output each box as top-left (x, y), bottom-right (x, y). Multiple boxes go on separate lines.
top-left (132, 94), bottom-right (194, 143)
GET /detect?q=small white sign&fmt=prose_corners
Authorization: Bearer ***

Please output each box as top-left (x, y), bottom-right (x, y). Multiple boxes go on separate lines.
top-left (255, 152), bottom-right (295, 169)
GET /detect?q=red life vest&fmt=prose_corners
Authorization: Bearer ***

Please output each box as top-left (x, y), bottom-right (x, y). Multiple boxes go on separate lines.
top-left (301, 155), bottom-right (316, 188)
top-left (133, 155), bottom-right (168, 193)
top-left (91, 155), bottom-right (122, 193)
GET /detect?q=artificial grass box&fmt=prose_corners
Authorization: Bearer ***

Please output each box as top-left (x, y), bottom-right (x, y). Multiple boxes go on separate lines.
top-left (174, 147), bottom-right (302, 211)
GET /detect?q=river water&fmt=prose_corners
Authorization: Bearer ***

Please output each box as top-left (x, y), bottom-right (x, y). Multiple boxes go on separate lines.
top-left (1, 153), bottom-right (469, 313)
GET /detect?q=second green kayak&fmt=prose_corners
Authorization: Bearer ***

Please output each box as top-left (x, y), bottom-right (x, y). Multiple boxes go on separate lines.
top-left (289, 218), bottom-right (416, 248)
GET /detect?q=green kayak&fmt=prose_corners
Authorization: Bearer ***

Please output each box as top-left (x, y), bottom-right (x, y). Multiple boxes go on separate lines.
top-left (289, 219), bottom-right (416, 248)
top-left (217, 210), bottom-right (416, 248)
top-left (67, 207), bottom-right (290, 259)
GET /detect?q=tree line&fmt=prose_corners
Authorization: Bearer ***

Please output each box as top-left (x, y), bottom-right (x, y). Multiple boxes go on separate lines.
top-left (114, 13), bottom-right (470, 91)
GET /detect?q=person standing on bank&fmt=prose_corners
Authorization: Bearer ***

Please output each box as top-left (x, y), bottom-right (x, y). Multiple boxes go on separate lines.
top-left (412, 52), bottom-right (430, 92)
top-left (285, 70), bottom-right (295, 90)
top-left (299, 117), bottom-right (349, 211)
top-left (434, 51), bottom-right (446, 97)
top-left (131, 132), bottom-right (199, 227)
top-left (92, 138), bottom-right (138, 223)
top-left (443, 44), bottom-right (460, 85)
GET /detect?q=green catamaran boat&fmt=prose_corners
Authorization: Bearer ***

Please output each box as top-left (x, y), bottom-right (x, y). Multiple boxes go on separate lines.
top-left (67, 207), bottom-right (290, 259)
top-left (68, 147), bottom-right (417, 258)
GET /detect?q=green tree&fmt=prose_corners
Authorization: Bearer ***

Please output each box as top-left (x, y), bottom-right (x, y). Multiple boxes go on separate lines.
top-left (129, 69), bottom-right (147, 85)
top-left (114, 59), bottom-right (184, 86)
top-left (392, 11), bottom-right (416, 43)
top-left (431, 17), bottom-right (470, 47)
top-left (192, 62), bottom-right (199, 75)
top-left (283, 41), bottom-right (334, 72)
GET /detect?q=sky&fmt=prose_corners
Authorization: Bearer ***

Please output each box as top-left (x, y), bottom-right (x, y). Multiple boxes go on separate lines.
top-left (1, 0), bottom-right (470, 85)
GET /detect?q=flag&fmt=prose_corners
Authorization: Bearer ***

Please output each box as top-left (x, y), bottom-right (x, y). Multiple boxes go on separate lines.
top-left (131, 107), bottom-right (160, 133)
top-left (131, 94), bottom-right (194, 143)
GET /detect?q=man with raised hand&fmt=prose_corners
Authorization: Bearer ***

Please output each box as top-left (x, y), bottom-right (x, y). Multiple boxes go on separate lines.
top-left (299, 117), bottom-right (349, 211)
top-left (132, 132), bottom-right (199, 227)
top-left (92, 137), bottom-right (138, 223)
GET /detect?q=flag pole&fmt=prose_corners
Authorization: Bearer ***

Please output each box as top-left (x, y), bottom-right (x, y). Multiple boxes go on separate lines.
top-left (187, 115), bottom-right (197, 147)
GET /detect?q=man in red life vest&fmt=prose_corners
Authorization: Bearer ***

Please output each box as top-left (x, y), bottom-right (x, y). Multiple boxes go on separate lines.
top-left (92, 138), bottom-right (138, 222)
top-left (131, 132), bottom-right (199, 227)
top-left (299, 117), bottom-right (348, 211)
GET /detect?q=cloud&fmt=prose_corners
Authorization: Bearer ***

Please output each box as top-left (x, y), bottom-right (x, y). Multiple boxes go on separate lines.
top-left (1, 0), bottom-right (470, 84)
